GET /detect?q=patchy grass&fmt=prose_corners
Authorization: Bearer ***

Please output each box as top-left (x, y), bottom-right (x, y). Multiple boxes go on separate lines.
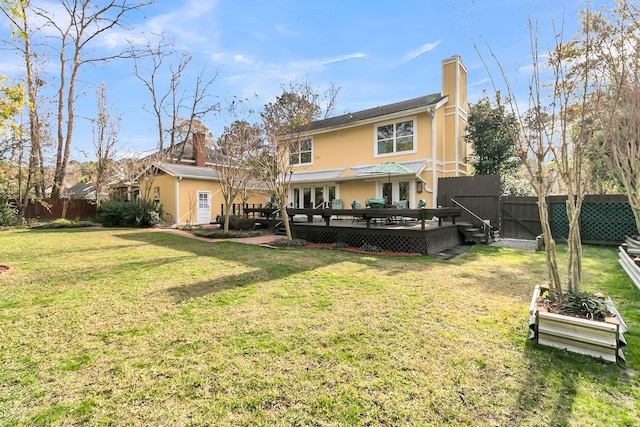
top-left (0, 228), bottom-right (638, 426)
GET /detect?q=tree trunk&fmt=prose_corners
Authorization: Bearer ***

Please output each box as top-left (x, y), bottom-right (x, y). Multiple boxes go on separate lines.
top-left (566, 197), bottom-right (583, 293)
top-left (537, 194), bottom-right (562, 298)
top-left (281, 205), bottom-right (292, 240)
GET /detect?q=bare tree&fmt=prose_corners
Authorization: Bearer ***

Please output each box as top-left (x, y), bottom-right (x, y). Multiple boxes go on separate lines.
top-left (256, 81), bottom-right (339, 239)
top-left (87, 82), bottom-right (120, 207)
top-left (131, 33), bottom-right (220, 154)
top-left (211, 120), bottom-right (263, 234)
top-left (480, 7), bottom-right (608, 296)
top-left (2, 0), bottom-right (50, 218)
top-left (29, 0), bottom-right (150, 199)
top-left (584, 1), bottom-right (640, 233)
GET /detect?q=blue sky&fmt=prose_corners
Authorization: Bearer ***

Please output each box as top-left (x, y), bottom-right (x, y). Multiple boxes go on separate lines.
top-left (0, 0), bottom-right (604, 160)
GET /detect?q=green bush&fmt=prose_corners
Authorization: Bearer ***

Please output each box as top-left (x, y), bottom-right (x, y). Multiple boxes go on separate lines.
top-left (189, 228), bottom-right (264, 239)
top-left (332, 241), bottom-right (349, 249)
top-left (271, 238), bottom-right (307, 247)
top-left (0, 201), bottom-right (18, 227)
top-left (359, 243), bottom-right (381, 253)
top-left (98, 200), bottom-right (164, 228)
top-left (0, 190), bottom-right (18, 227)
top-left (32, 219), bottom-right (97, 229)
top-left (219, 215), bottom-right (256, 230)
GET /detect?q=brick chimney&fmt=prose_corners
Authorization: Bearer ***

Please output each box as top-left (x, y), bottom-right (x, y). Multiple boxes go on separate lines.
top-left (193, 132), bottom-right (206, 167)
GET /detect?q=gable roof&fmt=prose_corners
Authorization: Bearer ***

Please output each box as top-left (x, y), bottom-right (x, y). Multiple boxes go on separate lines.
top-left (66, 182), bottom-right (95, 198)
top-left (150, 163), bottom-right (269, 191)
top-left (309, 93), bottom-right (447, 133)
top-left (153, 163), bottom-right (222, 180)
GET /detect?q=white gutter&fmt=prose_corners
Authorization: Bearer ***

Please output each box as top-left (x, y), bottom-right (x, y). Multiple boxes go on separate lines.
top-left (430, 106), bottom-right (438, 207)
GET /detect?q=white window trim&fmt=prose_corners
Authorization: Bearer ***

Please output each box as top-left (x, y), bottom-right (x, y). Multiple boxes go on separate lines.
top-left (288, 137), bottom-right (314, 166)
top-left (373, 116), bottom-right (418, 158)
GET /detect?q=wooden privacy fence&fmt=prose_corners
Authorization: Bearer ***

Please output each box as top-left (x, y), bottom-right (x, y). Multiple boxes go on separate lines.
top-left (501, 195), bottom-right (637, 245)
top-left (436, 176), bottom-right (638, 245)
top-left (437, 175), bottom-right (501, 229)
top-left (20, 199), bottom-right (97, 221)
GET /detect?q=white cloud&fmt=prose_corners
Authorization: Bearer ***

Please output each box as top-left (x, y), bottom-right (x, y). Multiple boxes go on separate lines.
top-left (470, 78), bottom-right (490, 86)
top-left (233, 55), bottom-right (252, 64)
top-left (275, 24), bottom-right (297, 36)
top-left (402, 41), bottom-right (441, 62)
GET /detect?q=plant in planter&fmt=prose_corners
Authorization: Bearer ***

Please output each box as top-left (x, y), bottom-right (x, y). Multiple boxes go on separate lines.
top-left (483, 3), bottom-right (632, 361)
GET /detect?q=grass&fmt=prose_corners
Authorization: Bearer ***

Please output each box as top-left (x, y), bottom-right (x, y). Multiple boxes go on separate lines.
top-left (0, 228), bottom-right (638, 426)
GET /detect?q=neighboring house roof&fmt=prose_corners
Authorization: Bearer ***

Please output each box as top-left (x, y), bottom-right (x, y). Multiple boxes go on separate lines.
top-left (153, 163), bottom-right (222, 180)
top-left (150, 163), bottom-right (270, 191)
top-left (290, 159), bottom-right (428, 184)
top-left (145, 140), bottom-right (228, 165)
top-left (65, 181), bottom-right (109, 201)
top-left (66, 182), bottom-right (96, 199)
top-left (309, 93), bottom-right (447, 133)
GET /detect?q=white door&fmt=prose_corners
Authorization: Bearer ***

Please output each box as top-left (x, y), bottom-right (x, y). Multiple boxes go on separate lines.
top-left (196, 191), bottom-right (211, 224)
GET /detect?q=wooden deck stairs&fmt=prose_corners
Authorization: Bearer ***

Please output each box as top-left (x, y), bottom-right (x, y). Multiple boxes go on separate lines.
top-left (458, 222), bottom-right (498, 245)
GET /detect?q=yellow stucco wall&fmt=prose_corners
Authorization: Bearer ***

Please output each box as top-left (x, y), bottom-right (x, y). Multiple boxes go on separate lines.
top-left (292, 112), bottom-right (435, 174)
top-left (287, 57), bottom-right (468, 209)
top-left (141, 172), bottom-right (271, 225)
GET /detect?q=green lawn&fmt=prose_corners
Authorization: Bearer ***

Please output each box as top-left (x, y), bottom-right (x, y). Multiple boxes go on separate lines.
top-left (0, 228), bottom-right (638, 426)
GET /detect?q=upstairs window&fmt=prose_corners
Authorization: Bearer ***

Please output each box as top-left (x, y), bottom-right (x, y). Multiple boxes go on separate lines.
top-left (289, 138), bottom-right (313, 165)
top-left (375, 118), bottom-right (416, 156)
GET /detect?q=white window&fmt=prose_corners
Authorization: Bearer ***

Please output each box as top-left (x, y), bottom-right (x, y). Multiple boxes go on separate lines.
top-left (375, 118), bottom-right (416, 157)
top-left (198, 192), bottom-right (210, 209)
top-left (289, 138), bottom-right (312, 165)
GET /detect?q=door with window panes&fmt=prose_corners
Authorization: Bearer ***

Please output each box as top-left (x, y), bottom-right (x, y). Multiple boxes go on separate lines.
top-left (381, 181), bottom-right (411, 206)
top-left (291, 185), bottom-right (336, 208)
top-left (196, 191), bottom-right (211, 224)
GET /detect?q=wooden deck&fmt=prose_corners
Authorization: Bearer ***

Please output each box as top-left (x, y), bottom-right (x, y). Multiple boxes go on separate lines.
top-left (287, 208), bottom-right (465, 255)
top-left (288, 207), bottom-right (461, 229)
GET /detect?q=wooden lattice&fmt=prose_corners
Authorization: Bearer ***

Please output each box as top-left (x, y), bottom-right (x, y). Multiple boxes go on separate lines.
top-left (291, 224), bottom-right (462, 255)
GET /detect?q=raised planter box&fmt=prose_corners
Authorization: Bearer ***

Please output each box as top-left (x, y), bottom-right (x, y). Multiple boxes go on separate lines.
top-left (618, 245), bottom-right (640, 292)
top-left (529, 285), bottom-right (627, 363)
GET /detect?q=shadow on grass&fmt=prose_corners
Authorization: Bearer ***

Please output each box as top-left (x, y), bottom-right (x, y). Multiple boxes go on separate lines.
top-left (166, 270), bottom-right (263, 301)
top-left (116, 231), bottom-right (448, 301)
top-left (509, 339), bottom-right (632, 426)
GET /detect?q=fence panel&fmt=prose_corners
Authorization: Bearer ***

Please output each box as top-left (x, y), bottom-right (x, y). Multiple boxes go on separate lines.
top-left (22, 199), bottom-right (97, 221)
top-left (437, 175), bottom-right (501, 228)
top-left (502, 195), bottom-right (638, 244)
top-left (501, 196), bottom-right (541, 239)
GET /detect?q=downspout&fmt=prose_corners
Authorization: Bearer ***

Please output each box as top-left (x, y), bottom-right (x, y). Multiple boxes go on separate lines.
top-left (430, 107), bottom-right (438, 207)
top-left (175, 176), bottom-right (182, 226)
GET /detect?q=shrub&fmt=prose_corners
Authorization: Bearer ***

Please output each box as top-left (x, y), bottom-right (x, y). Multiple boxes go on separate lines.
top-left (559, 291), bottom-right (613, 321)
top-left (189, 228), bottom-right (264, 239)
top-left (98, 200), bottom-right (164, 228)
top-left (271, 238), bottom-right (307, 247)
top-left (332, 241), bottom-right (349, 249)
top-left (219, 215), bottom-right (256, 230)
top-left (0, 200), bottom-right (18, 227)
top-left (359, 243), bottom-right (381, 253)
top-left (32, 219), bottom-right (97, 229)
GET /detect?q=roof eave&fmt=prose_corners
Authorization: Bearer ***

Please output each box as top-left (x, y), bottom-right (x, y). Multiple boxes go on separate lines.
top-left (307, 97), bottom-right (448, 135)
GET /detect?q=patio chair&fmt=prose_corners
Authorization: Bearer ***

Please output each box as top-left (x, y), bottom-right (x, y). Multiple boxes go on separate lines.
top-left (417, 199), bottom-right (426, 209)
top-left (331, 199), bottom-right (343, 220)
top-left (351, 200), bottom-right (363, 222)
top-left (365, 198), bottom-right (386, 209)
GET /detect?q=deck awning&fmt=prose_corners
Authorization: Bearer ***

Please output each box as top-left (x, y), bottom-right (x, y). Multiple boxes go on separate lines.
top-left (289, 160), bottom-right (427, 184)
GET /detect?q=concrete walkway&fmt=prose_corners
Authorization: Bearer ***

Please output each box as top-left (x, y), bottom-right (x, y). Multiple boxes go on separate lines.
top-left (149, 227), bottom-right (279, 245)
